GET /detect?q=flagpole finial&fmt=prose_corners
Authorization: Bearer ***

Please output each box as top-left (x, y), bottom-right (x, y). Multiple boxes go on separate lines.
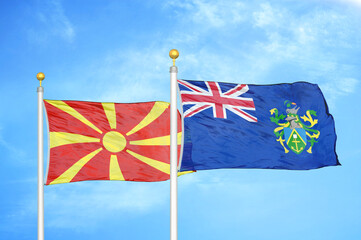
top-left (37, 72), bottom-right (45, 87)
top-left (169, 49), bottom-right (179, 66)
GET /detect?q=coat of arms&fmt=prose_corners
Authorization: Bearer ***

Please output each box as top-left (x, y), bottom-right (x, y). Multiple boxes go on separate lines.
top-left (270, 101), bottom-right (320, 154)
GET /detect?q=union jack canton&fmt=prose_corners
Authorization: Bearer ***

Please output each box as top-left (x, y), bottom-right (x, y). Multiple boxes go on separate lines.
top-left (177, 79), bottom-right (257, 122)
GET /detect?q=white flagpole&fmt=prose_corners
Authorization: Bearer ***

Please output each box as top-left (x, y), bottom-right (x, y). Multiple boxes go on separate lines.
top-left (169, 49), bottom-right (179, 240)
top-left (37, 72), bottom-right (45, 240)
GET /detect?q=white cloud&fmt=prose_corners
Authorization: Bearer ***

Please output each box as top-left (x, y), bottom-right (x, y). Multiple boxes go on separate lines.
top-left (253, 2), bottom-right (284, 28)
top-left (42, 45), bottom-right (175, 103)
top-left (165, 0), bottom-right (246, 28)
top-left (44, 181), bottom-right (169, 229)
top-left (0, 127), bottom-right (26, 161)
top-left (29, 0), bottom-right (75, 43)
top-left (64, 0), bottom-right (359, 109)
top-left (4, 174), bottom-right (197, 231)
top-left (163, 1), bottom-right (359, 87)
top-left (331, 0), bottom-right (361, 7)
top-left (339, 78), bottom-right (359, 93)
top-left (248, 3), bottom-right (361, 105)
top-left (88, 47), bottom-right (172, 103)
top-left (320, 77), bottom-right (359, 108)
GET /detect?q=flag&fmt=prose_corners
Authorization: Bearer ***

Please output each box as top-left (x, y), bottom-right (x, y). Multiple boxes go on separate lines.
top-left (44, 100), bottom-right (182, 184)
top-left (178, 79), bottom-right (339, 171)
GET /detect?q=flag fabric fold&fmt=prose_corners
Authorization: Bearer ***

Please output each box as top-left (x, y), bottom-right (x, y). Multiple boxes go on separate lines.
top-left (178, 79), bottom-right (339, 171)
top-left (44, 100), bottom-right (182, 184)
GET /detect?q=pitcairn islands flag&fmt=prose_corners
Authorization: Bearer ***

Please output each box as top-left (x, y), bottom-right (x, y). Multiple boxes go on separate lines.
top-left (178, 79), bottom-right (339, 171)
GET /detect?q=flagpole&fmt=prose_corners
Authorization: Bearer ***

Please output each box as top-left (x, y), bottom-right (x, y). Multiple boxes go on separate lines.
top-left (37, 72), bottom-right (45, 240)
top-left (169, 49), bottom-right (179, 240)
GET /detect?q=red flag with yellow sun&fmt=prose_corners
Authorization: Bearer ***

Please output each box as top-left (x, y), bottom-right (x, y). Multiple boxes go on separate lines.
top-left (44, 100), bottom-right (183, 185)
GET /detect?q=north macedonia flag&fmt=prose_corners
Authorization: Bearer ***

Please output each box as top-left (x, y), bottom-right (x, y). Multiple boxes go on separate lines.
top-left (44, 100), bottom-right (183, 185)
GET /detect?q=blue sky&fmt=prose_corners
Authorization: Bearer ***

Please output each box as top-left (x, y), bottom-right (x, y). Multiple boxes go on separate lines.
top-left (1, 0), bottom-right (361, 239)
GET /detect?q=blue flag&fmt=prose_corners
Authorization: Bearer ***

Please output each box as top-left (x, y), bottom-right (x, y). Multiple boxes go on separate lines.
top-left (178, 79), bottom-right (339, 171)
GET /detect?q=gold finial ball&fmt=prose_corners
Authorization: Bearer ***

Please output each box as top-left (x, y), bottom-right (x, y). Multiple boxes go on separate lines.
top-left (36, 72), bottom-right (45, 81)
top-left (169, 49), bottom-right (179, 60)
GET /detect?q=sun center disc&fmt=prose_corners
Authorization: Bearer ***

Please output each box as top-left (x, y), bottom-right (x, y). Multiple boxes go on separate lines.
top-left (102, 131), bottom-right (126, 153)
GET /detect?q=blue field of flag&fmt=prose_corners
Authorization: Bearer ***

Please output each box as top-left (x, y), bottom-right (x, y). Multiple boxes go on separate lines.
top-left (178, 80), bottom-right (339, 171)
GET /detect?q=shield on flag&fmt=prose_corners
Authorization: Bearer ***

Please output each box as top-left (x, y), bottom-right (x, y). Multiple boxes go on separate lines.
top-left (283, 127), bottom-right (308, 154)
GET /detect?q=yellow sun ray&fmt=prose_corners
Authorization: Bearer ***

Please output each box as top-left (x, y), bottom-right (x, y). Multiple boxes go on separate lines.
top-left (49, 148), bottom-right (103, 185)
top-left (127, 150), bottom-right (193, 177)
top-left (45, 100), bottom-right (103, 134)
top-left (126, 150), bottom-right (170, 174)
top-left (126, 102), bottom-right (169, 136)
top-left (109, 155), bottom-right (125, 180)
top-left (50, 132), bottom-right (100, 148)
top-left (129, 132), bottom-right (182, 146)
top-left (102, 103), bottom-right (117, 129)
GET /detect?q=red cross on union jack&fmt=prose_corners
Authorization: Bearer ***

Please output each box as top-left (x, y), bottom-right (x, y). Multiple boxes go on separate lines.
top-left (178, 79), bottom-right (257, 122)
